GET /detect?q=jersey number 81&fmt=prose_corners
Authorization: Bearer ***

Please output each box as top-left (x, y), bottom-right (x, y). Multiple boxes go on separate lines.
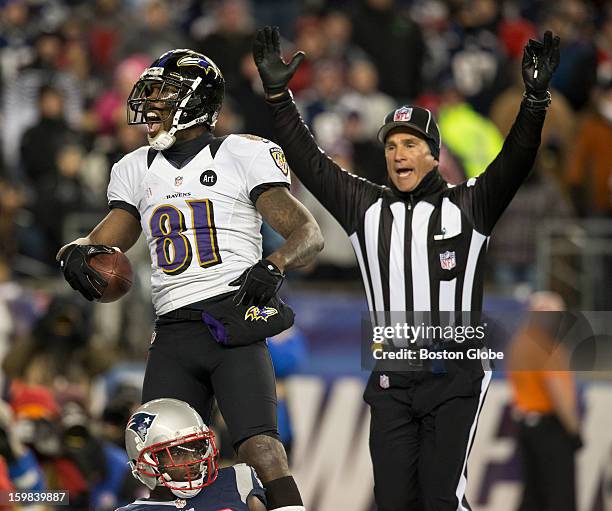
top-left (150, 199), bottom-right (221, 276)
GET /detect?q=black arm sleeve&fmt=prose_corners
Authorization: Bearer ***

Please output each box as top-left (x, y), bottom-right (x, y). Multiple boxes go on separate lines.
top-left (450, 101), bottom-right (547, 235)
top-left (109, 200), bottom-right (140, 221)
top-left (266, 92), bottom-right (381, 234)
top-left (249, 182), bottom-right (290, 205)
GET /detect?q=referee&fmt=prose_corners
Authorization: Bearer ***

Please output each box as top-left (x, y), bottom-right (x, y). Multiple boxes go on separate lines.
top-left (253, 27), bottom-right (560, 510)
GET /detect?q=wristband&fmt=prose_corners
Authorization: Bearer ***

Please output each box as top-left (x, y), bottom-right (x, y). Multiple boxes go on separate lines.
top-left (522, 90), bottom-right (552, 110)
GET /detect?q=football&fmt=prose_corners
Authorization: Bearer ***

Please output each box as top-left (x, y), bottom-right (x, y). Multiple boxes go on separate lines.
top-left (89, 249), bottom-right (133, 303)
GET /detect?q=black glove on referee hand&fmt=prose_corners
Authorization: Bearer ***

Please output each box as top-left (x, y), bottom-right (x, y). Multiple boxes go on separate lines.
top-left (58, 244), bottom-right (113, 301)
top-left (522, 30), bottom-right (560, 101)
top-left (229, 259), bottom-right (285, 307)
top-left (253, 25), bottom-right (305, 96)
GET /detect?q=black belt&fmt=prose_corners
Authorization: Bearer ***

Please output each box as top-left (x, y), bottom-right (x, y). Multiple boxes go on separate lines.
top-left (159, 292), bottom-right (235, 321)
top-left (160, 308), bottom-right (204, 321)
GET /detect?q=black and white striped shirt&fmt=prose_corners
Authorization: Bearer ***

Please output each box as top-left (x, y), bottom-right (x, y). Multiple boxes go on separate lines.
top-left (350, 173), bottom-right (489, 320)
top-left (268, 94), bottom-right (545, 327)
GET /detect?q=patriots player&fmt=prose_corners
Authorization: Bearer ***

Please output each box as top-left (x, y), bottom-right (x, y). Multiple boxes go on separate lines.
top-left (118, 398), bottom-right (266, 511)
top-left (58, 49), bottom-right (323, 511)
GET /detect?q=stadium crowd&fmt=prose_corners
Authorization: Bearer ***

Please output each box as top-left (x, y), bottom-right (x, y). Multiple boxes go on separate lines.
top-left (0, 0), bottom-right (610, 508)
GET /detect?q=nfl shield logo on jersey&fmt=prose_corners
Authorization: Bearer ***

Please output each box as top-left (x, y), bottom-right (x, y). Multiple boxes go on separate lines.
top-left (393, 107), bottom-right (413, 122)
top-left (174, 176), bottom-right (183, 187)
top-left (439, 251), bottom-right (456, 270)
top-left (379, 374), bottom-right (390, 389)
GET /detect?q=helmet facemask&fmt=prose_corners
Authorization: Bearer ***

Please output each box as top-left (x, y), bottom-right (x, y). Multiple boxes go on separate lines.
top-left (127, 74), bottom-right (205, 150)
top-left (135, 430), bottom-right (218, 498)
top-left (127, 78), bottom-right (181, 123)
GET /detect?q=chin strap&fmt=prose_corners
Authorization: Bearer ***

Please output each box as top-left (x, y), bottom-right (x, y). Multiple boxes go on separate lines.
top-left (161, 469), bottom-right (206, 499)
top-left (148, 130), bottom-right (177, 150)
top-left (167, 476), bottom-right (205, 499)
top-left (169, 486), bottom-right (203, 498)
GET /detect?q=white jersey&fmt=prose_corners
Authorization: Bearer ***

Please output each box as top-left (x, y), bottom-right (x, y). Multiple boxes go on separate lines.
top-left (107, 134), bottom-right (291, 315)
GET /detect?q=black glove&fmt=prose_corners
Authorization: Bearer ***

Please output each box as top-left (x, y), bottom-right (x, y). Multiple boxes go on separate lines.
top-left (229, 259), bottom-right (285, 306)
top-left (58, 244), bottom-right (113, 301)
top-left (253, 25), bottom-right (305, 96)
top-left (522, 30), bottom-right (560, 107)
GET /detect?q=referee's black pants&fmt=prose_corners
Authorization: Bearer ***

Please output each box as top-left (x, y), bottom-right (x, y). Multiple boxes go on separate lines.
top-left (364, 372), bottom-right (487, 511)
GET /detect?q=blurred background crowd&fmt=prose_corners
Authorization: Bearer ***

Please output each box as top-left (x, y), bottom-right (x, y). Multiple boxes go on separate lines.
top-left (0, 0), bottom-right (611, 509)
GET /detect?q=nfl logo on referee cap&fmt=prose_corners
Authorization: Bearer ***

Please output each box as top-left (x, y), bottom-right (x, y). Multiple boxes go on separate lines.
top-left (439, 251), bottom-right (456, 270)
top-left (393, 106), bottom-right (413, 122)
top-left (380, 374), bottom-right (390, 389)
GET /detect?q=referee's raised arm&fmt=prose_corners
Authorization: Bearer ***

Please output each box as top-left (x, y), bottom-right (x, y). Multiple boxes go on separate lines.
top-left (252, 26), bottom-right (381, 235)
top-left (451, 30), bottom-right (561, 236)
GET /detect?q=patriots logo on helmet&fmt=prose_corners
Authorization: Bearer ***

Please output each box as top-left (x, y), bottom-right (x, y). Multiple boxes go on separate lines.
top-left (176, 55), bottom-right (220, 78)
top-left (245, 306), bottom-right (279, 322)
top-left (128, 412), bottom-right (157, 442)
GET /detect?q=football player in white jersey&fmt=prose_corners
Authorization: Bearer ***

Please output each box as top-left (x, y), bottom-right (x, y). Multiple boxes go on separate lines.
top-left (58, 49), bottom-right (323, 511)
